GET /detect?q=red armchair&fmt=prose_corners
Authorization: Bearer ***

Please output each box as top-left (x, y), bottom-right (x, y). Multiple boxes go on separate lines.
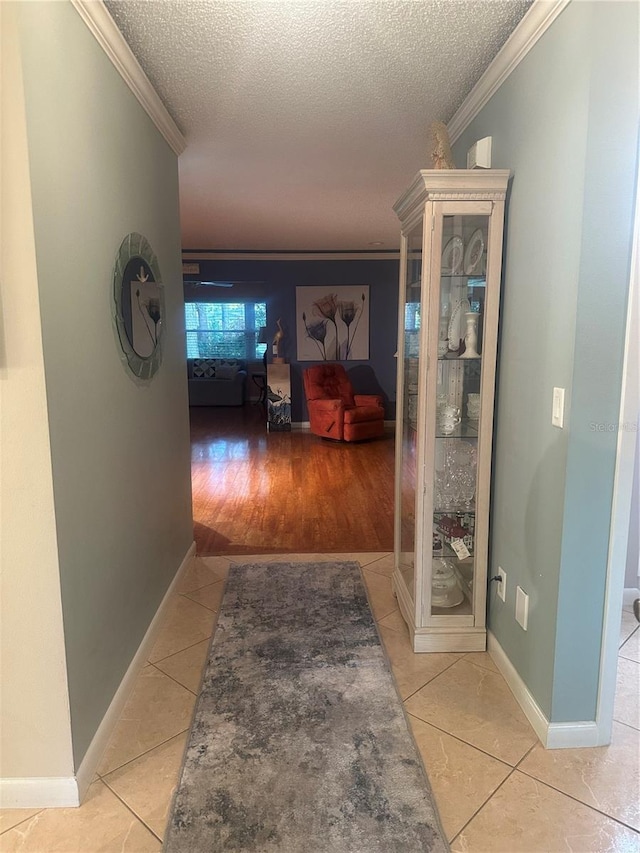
top-left (302, 364), bottom-right (385, 442)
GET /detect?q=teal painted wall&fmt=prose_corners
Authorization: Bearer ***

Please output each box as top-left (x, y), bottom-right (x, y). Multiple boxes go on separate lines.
top-left (17, 2), bottom-right (194, 766)
top-left (551, 1), bottom-right (638, 721)
top-left (453, 0), bottom-right (638, 721)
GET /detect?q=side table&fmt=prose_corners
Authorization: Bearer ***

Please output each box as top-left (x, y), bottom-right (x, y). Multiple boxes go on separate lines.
top-left (251, 372), bottom-right (267, 407)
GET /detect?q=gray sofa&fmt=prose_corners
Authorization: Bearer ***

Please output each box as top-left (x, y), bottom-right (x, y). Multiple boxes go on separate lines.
top-left (187, 358), bottom-right (247, 406)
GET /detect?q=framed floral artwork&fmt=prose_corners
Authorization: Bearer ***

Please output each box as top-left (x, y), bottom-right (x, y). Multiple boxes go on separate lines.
top-left (296, 285), bottom-right (369, 361)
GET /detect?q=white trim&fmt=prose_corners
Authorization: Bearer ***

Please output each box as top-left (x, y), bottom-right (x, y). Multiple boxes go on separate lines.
top-left (181, 252), bottom-right (400, 262)
top-left (487, 631), bottom-right (548, 745)
top-left (0, 777), bottom-right (79, 809)
top-left (623, 587), bottom-right (640, 607)
top-left (487, 631), bottom-right (600, 749)
top-left (1, 542), bottom-right (196, 808)
top-left (393, 171), bottom-right (510, 221)
top-left (70, 1), bottom-right (186, 156)
top-left (392, 570), bottom-right (415, 637)
top-left (75, 541), bottom-right (196, 802)
top-left (595, 161), bottom-right (640, 744)
top-left (545, 721), bottom-right (601, 750)
top-left (414, 631), bottom-right (485, 654)
top-left (448, 0), bottom-right (571, 143)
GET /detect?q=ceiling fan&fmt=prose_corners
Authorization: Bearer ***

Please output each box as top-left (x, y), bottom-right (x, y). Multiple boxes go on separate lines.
top-left (188, 280), bottom-right (234, 288)
top-left (186, 280), bottom-right (266, 288)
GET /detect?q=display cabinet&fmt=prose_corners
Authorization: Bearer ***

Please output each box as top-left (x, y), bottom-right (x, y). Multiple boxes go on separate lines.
top-left (393, 170), bottom-right (511, 652)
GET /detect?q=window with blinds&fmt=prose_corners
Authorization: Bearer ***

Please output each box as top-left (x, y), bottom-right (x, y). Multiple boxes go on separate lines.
top-left (185, 302), bottom-right (267, 360)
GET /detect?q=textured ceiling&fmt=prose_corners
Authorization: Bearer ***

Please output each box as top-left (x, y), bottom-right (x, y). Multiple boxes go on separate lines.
top-left (105, 0), bottom-right (532, 250)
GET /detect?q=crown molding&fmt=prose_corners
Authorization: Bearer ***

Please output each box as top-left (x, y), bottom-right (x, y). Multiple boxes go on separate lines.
top-left (181, 251), bottom-right (401, 261)
top-left (448, 0), bottom-right (571, 143)
top-left (393, 169), bottom-right (511, 221)
top-left (70, 0), bottom-right (186, 156)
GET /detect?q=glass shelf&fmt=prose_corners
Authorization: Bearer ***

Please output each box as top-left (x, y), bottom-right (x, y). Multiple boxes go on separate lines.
top-left (434, 506), bottom-right (476, 517)
top-left (435, 420), bottom-right (479, 439)
top-left (438, 355), bottom-right (481, 362)
top-left (440, 274), bottom-right (486, 281)
top-left (412, 275), bottom-right (487, 285)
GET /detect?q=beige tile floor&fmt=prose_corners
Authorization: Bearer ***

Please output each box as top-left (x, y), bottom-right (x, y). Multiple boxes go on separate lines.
top-left (1, 554), bottom-right (639, 852)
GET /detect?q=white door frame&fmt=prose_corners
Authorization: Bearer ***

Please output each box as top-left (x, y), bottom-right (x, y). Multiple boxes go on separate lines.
top-left (596, 156), bottom-right (640, 743)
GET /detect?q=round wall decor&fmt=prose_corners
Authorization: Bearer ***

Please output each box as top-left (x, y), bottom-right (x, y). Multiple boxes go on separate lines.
top-left (113, 233), bottom-right (165, 380)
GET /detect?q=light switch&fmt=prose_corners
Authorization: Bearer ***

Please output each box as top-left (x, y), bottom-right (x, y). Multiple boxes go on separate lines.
top-left (552, 387), bottom-right (565, 428)
top-left (515, 586), bottom-right (529, 630)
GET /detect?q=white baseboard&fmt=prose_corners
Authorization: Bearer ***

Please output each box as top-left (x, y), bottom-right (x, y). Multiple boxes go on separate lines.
top-left (487, 631), bottom-right (600, 749)
top-left (487, 631), bottom-right (549, 745)
top-left (623, 587), bottom-right (640, 606)
top-left (0, 776), bottom-right (80, 809)
top-left (0, 542), bottom-right (198, 809)
top-left (75, 540), bottom-right (196, 802)
top-left (545, 720), bottom-right (601, 749)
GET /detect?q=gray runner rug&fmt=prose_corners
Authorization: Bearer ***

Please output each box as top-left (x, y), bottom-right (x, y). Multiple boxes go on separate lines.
top-left (164, 561), bottom-right (449, 853)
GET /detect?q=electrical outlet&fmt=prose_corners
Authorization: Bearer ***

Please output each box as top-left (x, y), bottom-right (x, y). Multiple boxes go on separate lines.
top-left (497, 567), bottom-right (506, 602)
top-left (516, 586), bottom-right (529, 630)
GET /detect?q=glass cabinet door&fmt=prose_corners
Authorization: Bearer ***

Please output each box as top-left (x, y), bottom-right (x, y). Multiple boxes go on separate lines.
top-left (396, 219), bottom-right (425, 615)
top-left (428, 213), bottom-right (489, 621)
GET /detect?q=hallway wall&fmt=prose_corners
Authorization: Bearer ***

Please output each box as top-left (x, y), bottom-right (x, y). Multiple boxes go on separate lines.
top-left (8, 0), bottom-right (194, 773)
top-left (0, 2), bottom-right (75, 783)
top-left (453, 0), bottom-right (639, 723)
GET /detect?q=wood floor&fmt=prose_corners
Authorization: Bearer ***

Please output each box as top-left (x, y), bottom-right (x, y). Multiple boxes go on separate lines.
top-left (190, 404), bottom-right (395, 555)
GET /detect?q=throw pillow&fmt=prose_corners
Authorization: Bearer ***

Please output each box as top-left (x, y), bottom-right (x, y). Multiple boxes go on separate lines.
top-left (215, 364), bottom-right (239, 380)
top-left (192, 359), bottom-right (216, 378)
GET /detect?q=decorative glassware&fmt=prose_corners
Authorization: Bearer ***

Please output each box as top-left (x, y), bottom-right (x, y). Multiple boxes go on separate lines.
top-left (459, 466), bottom-right (476, 509)
top-left (460, 312), bottom-right (480, 358)
top-left (431, 559), bottom-right (463, 607)
top-left (467, 393), bottom-right (481, 419)
top-left (440, 441), bottom-right (477, 510)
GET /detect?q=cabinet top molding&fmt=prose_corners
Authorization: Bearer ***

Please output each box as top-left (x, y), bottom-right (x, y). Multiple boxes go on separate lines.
top-left (393, 169), bottom-right (512, 222)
